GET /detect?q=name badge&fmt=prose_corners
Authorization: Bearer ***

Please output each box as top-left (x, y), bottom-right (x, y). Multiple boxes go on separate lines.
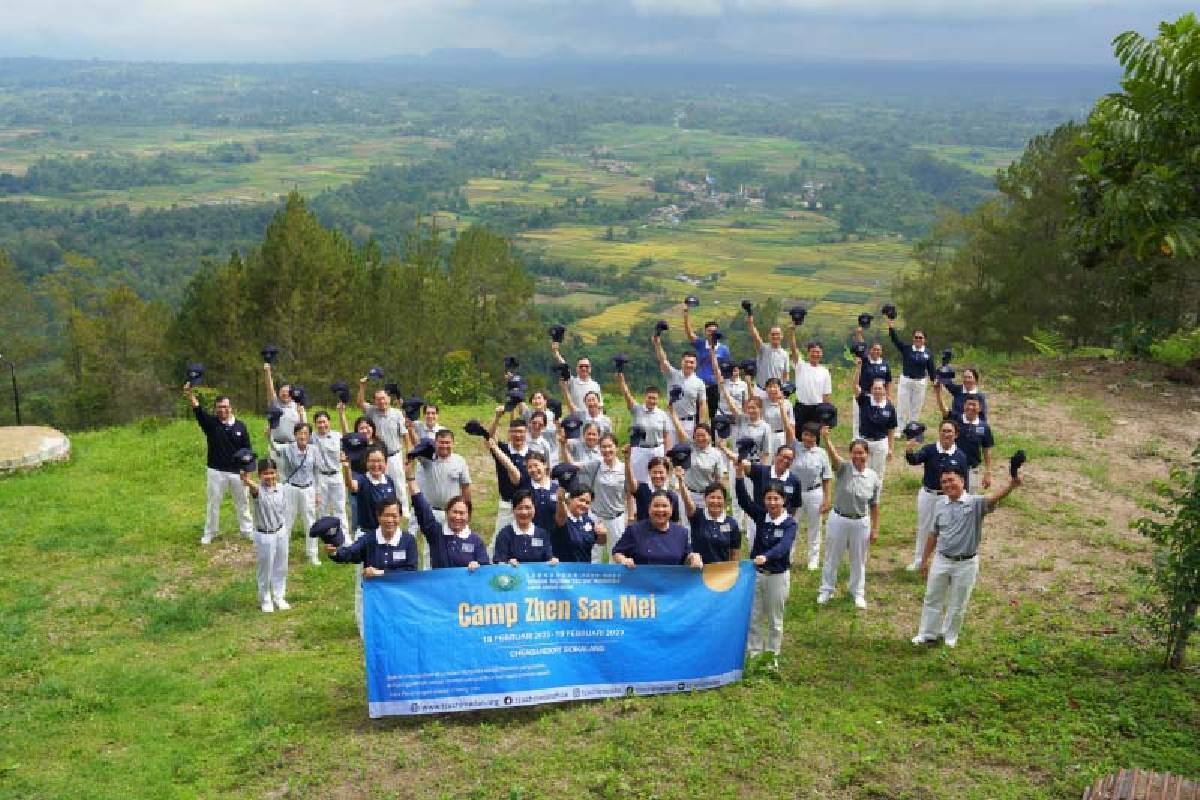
top-left (784, 485), bottom-right (794, 493)
top-left (462, 543), bottom-right (474, 553)
top-left (772, 529), bottom-right (783, 539)
top-left (583, 522), bottom-right (593, 532)
top-left (720, 523), bottom-right (731, 533)
top-left (392, 550), bottom-right (406, 561)
top-left (531, 538), bottom-right (543, 547)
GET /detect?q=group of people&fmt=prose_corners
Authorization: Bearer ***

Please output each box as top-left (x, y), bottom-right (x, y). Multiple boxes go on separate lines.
top-left (186, 300), bottom-right (1023, 663)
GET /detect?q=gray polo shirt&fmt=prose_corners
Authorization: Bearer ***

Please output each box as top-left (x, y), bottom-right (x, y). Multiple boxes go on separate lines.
top-left (312, 430), bottom-right (342, 475)
top-left (269, 399), bottom-right (302, 444)
top-left (273, 442), bottom-right (316, 487)
top-left (719, 379), bottom-right (749, 415)
top-left (568, 440), bottom-right (600, 465)
top-left (365, 406), bottom-right (406, 456)
top-left (252, 483), bottom-right (288, 532)
top-left (583, 412), bottom-right (613, 437)
top-left (416, 453), bottom-right (472, 509)
top-left (832, 461), bottom-right (881, 518)
top-left (685, 444), bottom-right (725, 493)
top-left (733, 416), bottom-right (772, 462)
top-left (667, 367), bottom-right (706, 419)
top-left (577, 459), bottom-right (626, 520)
top-left (933, 494), bottom-right (993, 557)
top-left (631, 404), bottom-right (670, 448)
top-left (413, 421), bottom-right (446, 442)
top-left (790, 443), bottom-right (833, 490)
top-left (762, 398), bottom-right (793, 435)
top-left (756, 344), bottom-right (790, 386)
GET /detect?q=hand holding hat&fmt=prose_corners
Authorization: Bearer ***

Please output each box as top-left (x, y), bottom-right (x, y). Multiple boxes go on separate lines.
top-left (735, 437), bottom-right (757, 461)
top-left (463, 419), bottom-right (490, 439)
top-left (858, 312), bottom-right (873, 329)
top-left (232, 448), bottom-right (257, 471)
top-left (668, 386), bottom-right (684, 405)
top-left (548, 324), bottom-right (566, 344)
top-left (654, 319), bottom-right (670, 337)
top-left (407, 438), bottom-right (437, 461)
top-left (666, 444), bottom-right (692, 470)
top-left (561, 415), bottom-right (583, 440)
top-left (383, 382), bottom-right (402, 400)
top-left (290, 385), bottom-right (307, 407)
top-left (266, 407), bottom-right (283, 429)
top-left (780, 381), bottom-right (796, 399)
top-left (330, 381), bottom-right (351, 404)
top-left (1009, 450), bottom-right (1027, 479)
top-left (402, 396), bottom-right (425, 422)
top-left (261, 344), bottom-right (280, 365)
top-left (186, 363), bottom-right (205, 386)
top-left (684, 295), bottom-right (700, 309)
top-left (553, 362), bottom-right (571, 382)
top-left (902, 421), bottom-right (927, 441)
top-left (881, 303), bottom-right (897, 320)
top-left (308, 517), bottom-right (346, 548)
top-left (740, 299), bottom-right (753, 316)
top-left (366, 365), bottom-right (385, 380)
top-left (628, 425), bottom-right (647, 448)
top-left (612, 353), bottom-right (629, 374)
top-left (789, 305), bottom-right (807, 325)
top-left (551, 462), bottom-right (579, 490)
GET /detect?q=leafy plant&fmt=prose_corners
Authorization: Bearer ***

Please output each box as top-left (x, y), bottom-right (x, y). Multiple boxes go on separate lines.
top-left (1147, 327), bottom-right (1200, 367)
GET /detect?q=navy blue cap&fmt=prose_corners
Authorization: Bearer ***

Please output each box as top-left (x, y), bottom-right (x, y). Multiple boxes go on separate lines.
top-left (612, 353), bottom-right (629, 374)
top-left (936, 365), bottom-right (956, 384)
top-left (712, 413), bottom-right (734, 440)
top-left (740, 299), bottom-right (753, 315)
top-left (628, 425), bottom-right (647, 447)
top-left (740, 359), bottom-right (757, 378)
top-left (735, 437), bottom-right (757, 461)
top-left (548, 324), bottom-right (566, 344)
top-left (308, 516), bottom-right (345, 547)
top-left (684, 295), bottom-right (700, 308)
top-left (383, 382), bottom-right (402, 399)
top-left (366, 365), bottom-right (385, 380)
top-left (903, 421), bottom-right (927, 441)
top-left (402, 396), bottom-right (424, 422)
top-left (503, 355), bottom-right (519, 372)
top-left (232, 447), bottom-right (257, 471)
top-left (789, 305), bottom-right (807, 325)
top-left (261, 344), bottom-right (280, 364)
top-left (463, 419), bottom-right (490, 438)
top-left (266, 407), bottom-right (283, 429)
top-left (546, 398), bottom-right (563, 420)
top-left (780, 381), bottom-right (796, 398)
top-left (186, 363), bottom-right (205, 385)
top-left (407, 437), bottom-right (436, 461)
top-left (290, 385), bottom-right (307, 407)
top-left (941, 348), bottom-right (954, 365)
top-left (330, 381), bottom-right (350, 404)
top-left (342, 432), bottom-right (368, 453)
top-left (561, 415), bottom-right (583, 439)
top-left (551, 462), bottom-right (579, 489)
top-left (669, 386), bottom-right (683, 405)
top-left (815, 402), bottom-right (838, 427)
top-left (858, 312), bottom-right (873, 329)
top-left (654, 319), bottom-right (670, 336)
top-left (1009, 450), bottom-right (1027, 478)
top-left (850, 341), bottom-right (868, 359)
top-left (553, 362), bottom-right (571, 381)
top-left (666, 444), bottom-right (692, 469)
top-left (881, 303), bottom-right (897, 320)
top-left (504, 388), bottom-right (526, 412)
top-left (712, 329), bottom-right (724, 341)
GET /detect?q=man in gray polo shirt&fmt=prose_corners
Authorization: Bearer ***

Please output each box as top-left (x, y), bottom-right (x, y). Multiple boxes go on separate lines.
top-left (413, 428), bottom-right (472, 569)
top-left (912, 465), bottom-right (1021, 648)
top-left (357, 374), bottom-right (410, 514)
top-left (653, 335), bottom-right (707, 438)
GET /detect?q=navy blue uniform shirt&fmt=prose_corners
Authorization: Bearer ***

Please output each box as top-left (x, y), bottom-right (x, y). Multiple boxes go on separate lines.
top-left (530, 480), bottom-right (560, 534)
top-left (856, 394), bottom-right (899, 441)
top-left (612, 520), bottom-right (693, 566)
top-left (955, 416), bottom-right (995, 468)
top-left (905, 443), bottom-right (971, 492)
top-left (858, 358), bottom-right (892, 396)
top-left (493, 524), bottom-right (554, 563)
top-left (551, 513), bottom-right (597, 563)
top-left (331, 528), bottom-right (417, 571)
top-left (494, 443), bottom-right (533, 502)
top-left (735, 479), bottom-right (797, 574)
top-left (946, 383), bottom-right (989, 420)
top-left (193, 406), bottom-right (251, 473)
top-left (747, 463), bottom-right (802, 512)
top-left (633, 483), bottom-right (682, 522)
top-left (412, 492), bottom-right (490, 568)
top-left (687, 509), bottom-right (742, 563)
top-left (351, 472), bottom-right (397, 533)
top-left (889, 328), bottom-right (936, 380)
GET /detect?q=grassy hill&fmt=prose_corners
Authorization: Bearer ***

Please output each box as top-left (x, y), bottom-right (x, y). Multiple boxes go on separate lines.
top-left (1, 358), bottom-right (1197, 799)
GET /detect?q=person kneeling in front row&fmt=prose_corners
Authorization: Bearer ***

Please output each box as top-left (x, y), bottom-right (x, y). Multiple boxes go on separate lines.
top-left (911, 465), bottom-right (1021, 648)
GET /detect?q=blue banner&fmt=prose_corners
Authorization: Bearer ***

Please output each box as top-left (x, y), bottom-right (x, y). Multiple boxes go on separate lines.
top-left (362, 561), bottom-right (755, 717)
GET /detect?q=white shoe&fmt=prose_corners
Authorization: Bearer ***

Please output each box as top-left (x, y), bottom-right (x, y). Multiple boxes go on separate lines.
top-left (273, 597), bottom-right (291, 611)
top-left (943, 637), bottom-right (957, 648)
top-left (905, 561), bottom-right (920, 572)
top-left (854, 596), bottom-right (867, 609)
top-left (260, 599), bottom-right (275, 613)
top-left (200, 533), bottom-right (214, 545)
top-left (816, 592), bottom-right (830, 605)
top-left (308, 554), bottom-right (321, 566)
top-left (911, 634), bottom-right (936, 645)
top-left (807, 559), bottom-right (819, 571)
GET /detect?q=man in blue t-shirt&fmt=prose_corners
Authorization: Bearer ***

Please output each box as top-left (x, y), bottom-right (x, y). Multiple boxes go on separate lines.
top-left (683, 305), bottom-right (730, 424)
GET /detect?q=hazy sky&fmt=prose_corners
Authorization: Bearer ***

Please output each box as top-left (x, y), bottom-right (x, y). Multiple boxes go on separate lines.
top-left (0, 0), bottom-right (1191, 64)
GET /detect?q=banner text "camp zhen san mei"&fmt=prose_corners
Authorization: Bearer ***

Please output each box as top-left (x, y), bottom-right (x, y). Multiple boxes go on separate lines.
top-left (458, 595), bottom-right (658, 628)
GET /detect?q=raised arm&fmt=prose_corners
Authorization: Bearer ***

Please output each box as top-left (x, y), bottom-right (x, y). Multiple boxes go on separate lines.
top-left (551, 339), bottom-right (566, 365)
top-left (240, 469), bottom-right (260, 498)
top-left (984, 473), bottom-right (1020, 507)
top-left (488, 437), bottom-right (522, 486)
top-left (888, 322), bottom-right (907, 355)
top-left (677, 466), bottom-right (696, 517)
top-left (781, 398), bottom-right (796, 444)
top-left (788, 322), bottom-right (800, 363)
top-left (822, 425), bottom-right (843, 470)
top-left (668, 403), bottom-right (689, 444)
top-left (746, 313), bottom-right (764, 350)
top-left (623, 444), bottom-right (637, 498)
top-left (851, 355), bottom-right (864, 396)
top-left (185, 382), bottom-right (200, 410)
top-left (340, 452), bottom-right (358, 494)
top-left (616, 371), bottom-right (636, 411)
top-left (555, 487), bottom-right (569, 526)
top-left (933, 382), bottom-right (949, 416)
top-left (487, 404), bottom-right (505, 440)
top-left (734, 466), bottom-right (765, 522)
top-left (263, 363), bottom-right (276, 407)
top-left (682, 306), bottom-right (697, 342)
top-left (356, 375), bottom-right (369, 412)
top-left (653, 334), bottom-right (673, 375)
top-left (560, 377), bottom-right (579, 414)
top-left (336, 401), bottom-right (349, 434)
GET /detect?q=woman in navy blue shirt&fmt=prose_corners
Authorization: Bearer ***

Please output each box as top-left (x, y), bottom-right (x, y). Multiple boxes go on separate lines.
top-left (493, 489), bottom-right (558, 565)
top-left (327, 496), bottom-right (417, 574)
top-left (735, 471), bottom-right (798, 666)
top-left (680, 481), bottom-right (742, 563)
top-left (404, 462), bottom-right (489, 570)
top-left (612, 491), bottom-right (702, 568)
top-left (937, 367), bottom-right (989, 420)
top-left (624, 450), bottom-right (682, 523)
top-left (522, 452), bottom-right (560, 534)
top-left (552, 486), bottom-right (601, 563)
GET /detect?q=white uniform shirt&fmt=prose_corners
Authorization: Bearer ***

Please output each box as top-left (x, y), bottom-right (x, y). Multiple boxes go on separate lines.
top-left (567, 376), bottom-right (603, 411)
top-left (667, 367), bottom-right (706, 419)
top-left (312, 430), bottom-right (342, 476)
top-left (269, 399), bottom-right (302, 444)
top-left (630, 404), bottom-right (671, 447)
top-left (365, 406), bottom-right (406, 456)
top-left (416, 453), bottom-right (472, 509)
top-left (794, 360), bottom-right (832, 405)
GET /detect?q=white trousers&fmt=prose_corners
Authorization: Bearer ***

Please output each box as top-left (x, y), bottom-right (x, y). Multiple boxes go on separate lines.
top-left (253, 531), bottom-right (289, 603)
top-left (593, 513), bottom-right (627, 563)
top-left (968, 466), bottom-right (983, 494)
top-left (315, 473), bottom-right (348, 531)
top-left (629, 444), bottom-right (664, 485)
top-left (494, 500), bottom-right (513, 536)
top-left (205, 468), bottom-right (253, 537)
top-left (917, 553), bottom-right (979, 645)
top-left (352, 528), bottom-right (367, 637)
top-left (821, 511), bottom-right (870, 600)
top-left (384, 453), bottom-right (411, 515)
top-left (794, 487), bottom-right (825, 566)
top-left (284, 484), bottom-right (319, 558)
top-left (897, 376), bottom-right (927, 428)
top-left (747, 570), bottom-right (790, 656)
top-left (866, 438), bottom-right (889, 484)
top-left (914, 487), bottom-right (941, 565)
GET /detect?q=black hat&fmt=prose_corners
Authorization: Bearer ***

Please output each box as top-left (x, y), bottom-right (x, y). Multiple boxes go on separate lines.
top-left (383, 382), bottom-right (402, 399)
top-left (735, 437), bottom-right (757, 461)
top-left (669, 386), bottom-right (683, 405)
top-left (941, 348), bottom-right (954, 366)
top-left (712, 329), bottom-right (724, 342)
top-left (290, 385), bottom-right (307, 407)
top-left (815, 402), bottom-right (838, 427)
top-left (407, 437), bottom-right (437, 461)
top-left (740, 359), bottom-right (757, 378)
top-left (1009, 449), bottom-right (1027, 478)
top-left (881, 303), bottom-right (897, 320)
top-left (546, 398), bottom-right (563, 420)
top-left (789, 305), bottom-right (807, 325)
top-left (266, 407), bottom-right (283, 429)
top-left (780, 381), bottom-right (796, 398)
top-left (367, 365), bottom-right (385, 380)
top-left (666, 444), bottom-right (692, 470)
top-left (548, 324), bottom-right (566, 344)
top-left (186, 363), bottom-right (205, 385)
top-left (936, 364), bottom-right (956, 384)
top-left (628, 425), bottom-right (647, 448)
top-left (402, 396), bottom-right (425, 422)
top-left (902, 421), bottom-right (927, 441)
top-left (550, 462), bottom-right (579, 490)
top-left (308, 516), bottom-right (346, 547)
top-left (232, 447), bottom-right (257, 471)
top-left (858, 312), bottom-right (873, 329)
top-left (506, 375), bottom-right (525, 393)
top-left (684, 295), bottom-right (700, 308)
top-left (342, 432), bottom-right (368, 456)
top-left (850, 341), bottom-right (868, 359)
top-left (612, 353), bottom-right (629, 374)
top-left (654, 319), bottom-right (670, 336)
top-left (740, 299), bottom-right (753, 315)
top-left (261, 344), bottom-right (280, 364)
top-left (719, 360), bottom-right (735, 379)
top-left (561, 415), bottom-right (583, 439)
top-left (463, 419), bottom-right (490, 439)
top-left (712, 413), bottom-right (734, 440)
top-left (553, 362), bottom-right (571, 382)
top-left (330, 381), bottom-right (350, 404)
top-left (504, 388), bottom-right (526, 412)
top-left (503, 355), bottom-right (519, 372)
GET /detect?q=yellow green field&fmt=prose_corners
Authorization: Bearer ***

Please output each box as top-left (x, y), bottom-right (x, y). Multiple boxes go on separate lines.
top-left (573, 299), bottom-right (653, 343)
top-left (914, 143), bottom-right (1023, 177)
top-left (465, 155), bottom-right (655, 207)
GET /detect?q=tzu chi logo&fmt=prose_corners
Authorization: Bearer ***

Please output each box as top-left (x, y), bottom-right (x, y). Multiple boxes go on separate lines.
top-left (489, 573), bottom-right (522, 592)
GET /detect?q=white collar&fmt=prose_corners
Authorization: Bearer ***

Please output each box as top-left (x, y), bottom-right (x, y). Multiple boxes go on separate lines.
top-left (703, 509), bottom-right (727, 524)
top-left (770, 465), bottom-right (788, 480)
top-left (566, 512), bottom-right (585, 524)
top-left (870, 397), bottom-right (888, 408)
top-left (444, 525), bottom-right (473, 539)
top-left (508, 443), bottom-right (530, 457)
top-left (220, 414), bottom-right (237, 425)
top-left (366, 472), bottom-right (389, 486)
top-left (936, 442), bottom-right (958, 455)
top-left (868, 357), bottom-right (883, 365)
top-left (512, 521), bottom-right (536, 537)
top-left (375, 527), bottom-right (403, 546)
top-left (912, 345), bottom-right (926, 353)
top-left (767, 511), bottom-right (789, 526)
top-left (532, 476), bottom-right (552, 490)
top-left (961, 414), bottom-right (981, 425)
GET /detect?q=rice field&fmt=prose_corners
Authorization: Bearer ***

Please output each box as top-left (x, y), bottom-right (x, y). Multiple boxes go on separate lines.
top-left (914, 143), bottom-right (1023, 177)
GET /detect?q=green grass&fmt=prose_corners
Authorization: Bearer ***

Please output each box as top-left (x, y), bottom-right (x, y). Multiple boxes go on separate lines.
top-left (913, 144), bottom-right (1023, 177)
top-left (1, 380), bottom-right (1196, 799)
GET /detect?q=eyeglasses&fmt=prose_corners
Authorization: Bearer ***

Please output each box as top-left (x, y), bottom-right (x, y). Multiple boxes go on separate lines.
top-left (913, 335), bottom-right (925, 340)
